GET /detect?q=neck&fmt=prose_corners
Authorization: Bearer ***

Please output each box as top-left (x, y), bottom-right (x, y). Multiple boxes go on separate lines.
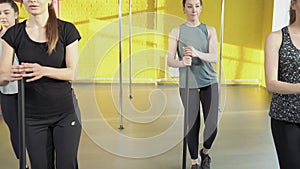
top-left (28, 12), bottom-right (49, 28)
top-left (185, 20), bottom-right (201, 27)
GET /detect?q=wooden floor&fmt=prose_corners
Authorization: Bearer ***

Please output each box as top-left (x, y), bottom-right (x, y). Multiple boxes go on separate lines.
top-left (0, 84), bottom-right (279, 169)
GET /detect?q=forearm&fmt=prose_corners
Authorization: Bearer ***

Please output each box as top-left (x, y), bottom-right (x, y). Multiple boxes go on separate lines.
top-left (167, 55), bottom-right (185, 68)
top-left (195, 50), bottom-right (218, 63)
top-left (43, 67), bottom-right (76, 81)
top-left (267, 80), bottom-right (300, 94)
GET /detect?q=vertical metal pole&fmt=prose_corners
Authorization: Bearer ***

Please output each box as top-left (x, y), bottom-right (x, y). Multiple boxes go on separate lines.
top-left (182, 66), bottom-right (190, 169)
top-left (18, 79), bottom-right (26, 169)
top-left (118, 0), bottom-right (124, 130)
top-left (129, 0), bottom-right (133, 100)
top-left (56, 0), bottom-right (61, 18)
top-left (219, 0), bottom-right (225, 85)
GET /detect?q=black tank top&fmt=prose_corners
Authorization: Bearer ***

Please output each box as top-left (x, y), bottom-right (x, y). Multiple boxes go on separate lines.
top-left (269, 26), bottom-right (300, 123)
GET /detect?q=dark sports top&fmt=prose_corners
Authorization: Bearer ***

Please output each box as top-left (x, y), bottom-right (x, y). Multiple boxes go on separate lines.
top-left (177, 23), bottom-right (217, 88)
top-left (2, 19), bottom-right (81, 118)
top-left (269, 26), bottom-right (300, 123)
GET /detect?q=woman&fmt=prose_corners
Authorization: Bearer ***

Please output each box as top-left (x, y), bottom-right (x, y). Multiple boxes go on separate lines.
top-left (265, 0), bottom-right (300, 169)
top-left (0, 0), bottom-right (82, 168)
top-left (0, 0), bottom-right (24, 166)
top-left (167, 0), bottom-right (219, 169)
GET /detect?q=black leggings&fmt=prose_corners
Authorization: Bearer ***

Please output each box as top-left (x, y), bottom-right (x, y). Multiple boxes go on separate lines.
top-left (26, 90), bottom-right (81, 169)
top-left (180, 83), bottom-right (219, 160)
top-left (0, 93), bottom-right (19, 159)
top-left (26, 112), bottom-right (81, 169)
top-left (271, 118), bottom-right (300, 169)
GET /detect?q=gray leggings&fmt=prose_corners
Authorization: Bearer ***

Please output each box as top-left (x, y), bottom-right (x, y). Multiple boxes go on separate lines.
top-left (180, 83), bottom-right (219, 160)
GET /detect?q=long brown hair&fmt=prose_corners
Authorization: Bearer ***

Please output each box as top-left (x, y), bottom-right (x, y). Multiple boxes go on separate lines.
top-left (290, 0), bottom-right (296, 25)
top-left (21, 0), bottom-right (58, 55)
top-left (46, 2), bottom-right (58, 55)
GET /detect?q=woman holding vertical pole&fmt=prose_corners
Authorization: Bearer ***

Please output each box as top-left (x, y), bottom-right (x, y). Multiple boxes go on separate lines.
top-left (0, 1), bottom-right (30, 168)
top-left (0, 0), bottom-right (82, 168)
top-left (167, 0), bottom-right (219, 168)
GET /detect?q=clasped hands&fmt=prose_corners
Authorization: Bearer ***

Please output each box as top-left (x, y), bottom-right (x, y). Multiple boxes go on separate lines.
top-left (182, 46), bottom-right (196, 66)
top-left (10, 63), bottom-right (44, 82)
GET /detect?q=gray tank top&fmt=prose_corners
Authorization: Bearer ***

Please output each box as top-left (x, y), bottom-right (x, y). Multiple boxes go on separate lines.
top-left (177, 23), bottom-right (217, 88)
top-left (269, 26), bottom-right (300, 123)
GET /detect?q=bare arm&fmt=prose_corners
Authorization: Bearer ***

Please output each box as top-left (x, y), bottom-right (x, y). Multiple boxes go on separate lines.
top-left (22, 40), bottom-right (79, 82)
top-left (167, 27), bottom-right (191, 68)
top-left (265, 30), bottom-right (300, 94)
top-left (183, 26), bottom-right (218, 63)
top-left (0, 39), bottom-right (22, 86)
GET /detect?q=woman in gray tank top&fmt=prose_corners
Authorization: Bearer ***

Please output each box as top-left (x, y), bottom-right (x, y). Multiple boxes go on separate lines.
top-left (167, 0), bottom-right (219, 169)
top-left (265, 1), bottom-right (300, 169)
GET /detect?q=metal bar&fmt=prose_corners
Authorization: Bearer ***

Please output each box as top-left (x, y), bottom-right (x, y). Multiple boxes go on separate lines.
top-left (219, 0), bottom-right (225, 84)
top-left (118, 0), bottom-right (124, 129)
top-left (182, 66), bottom-right (190, 169)
top-left (129, 0), bottom-right (133, 100)
top-left (57, 0), bottom-right (61, 18)
top-left (18, 79), bottom-right (26, 169)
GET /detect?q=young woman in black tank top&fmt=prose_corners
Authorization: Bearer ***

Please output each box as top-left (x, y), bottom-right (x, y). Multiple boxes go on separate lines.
top-left (265, 0), bottom-right (300, 169)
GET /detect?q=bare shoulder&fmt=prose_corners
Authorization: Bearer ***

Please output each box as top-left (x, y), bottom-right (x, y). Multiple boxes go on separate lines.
top-left (206, 25), bottom-right (216, 32)
top-left (266, 30), bottom-right (282, 46)
top-left (206, 25), bottom-right (217, 38)
top-left (170, 26), bottom-right (180, 40)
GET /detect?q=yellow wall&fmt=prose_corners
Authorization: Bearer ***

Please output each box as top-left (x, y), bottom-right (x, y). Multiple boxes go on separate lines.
top-left (220, 0), bottom-right (273, 85)
top-left (16, 0), bottom-right (274, 85)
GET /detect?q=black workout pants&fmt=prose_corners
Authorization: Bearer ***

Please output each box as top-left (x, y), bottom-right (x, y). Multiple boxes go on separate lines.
top-left (0, 93), bottom-right (19, 159)
top-left (179, 83), bottom-right (219, 160)
top-left (26, 112), bottom-right (81, 169)
top-left (271, 118), bottom-right (300, 169)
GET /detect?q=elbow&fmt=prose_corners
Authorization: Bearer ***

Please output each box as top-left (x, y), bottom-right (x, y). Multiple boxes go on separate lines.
top-left (167, 59), bottom-right (174, 67)
top-left (0, 74), bottom-right (9, 86)
top-left (0, 81), bottom-right (9, 86)
top-left (266, 85), bottom-right (275, 93)
top-left (211, 58), bottom-right (218, 63)
top-left (265, 81), bottom-right (276, 93)
top-left (207, 54), bottom-right (218, 63)
top-left (213, 54), bottom-right (219, 63)
top-left (167, 60), bottom-right (172, 67)
top-left (69, 71), bottom-right (77, 81)
top-left (66, 68), bottom-right (77, 81)
top-left (68, 74), bottom-right (76, 81)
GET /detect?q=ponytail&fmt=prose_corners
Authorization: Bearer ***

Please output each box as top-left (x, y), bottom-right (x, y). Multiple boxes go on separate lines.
top-left (46, 3), bottom-right (58, 55)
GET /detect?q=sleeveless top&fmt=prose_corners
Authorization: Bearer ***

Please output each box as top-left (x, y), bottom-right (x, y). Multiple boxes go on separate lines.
top-left (269, 26), bottom-right (300, 123)
top-left (0, 40), bottom-right (18, 94)
top-left (177, 23), bottom-right (217, 88)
